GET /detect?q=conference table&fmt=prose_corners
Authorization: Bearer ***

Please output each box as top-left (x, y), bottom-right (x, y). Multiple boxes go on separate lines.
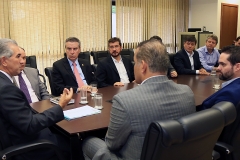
top-left (30, 75), bottom-right (223, 160)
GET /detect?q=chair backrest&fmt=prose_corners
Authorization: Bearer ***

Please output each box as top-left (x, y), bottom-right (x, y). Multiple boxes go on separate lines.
top-left (120, 48), bottom-right (134, 62)
top-left (26, 55), bottom-right (37, 69)
top-left (168, 53), bottom-right (176, 67)
top-left (217, 102), bottom-right (240, 160)
top-left (64, 51), bottom-right (91, 65)
top-left (91, 51), bottom-right (109, 64)
top-left (141, 101), bottom-right (236, 160)
top-left (44, 67), bottom-right (57, 96)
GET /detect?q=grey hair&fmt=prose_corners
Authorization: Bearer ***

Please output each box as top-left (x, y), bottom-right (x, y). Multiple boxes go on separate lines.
top-left (0, 38), bottom-right (18, 59)
top-left (136, 39), bottom-right (169, 73)
top-left (65, 37), bottom-right (81, 48)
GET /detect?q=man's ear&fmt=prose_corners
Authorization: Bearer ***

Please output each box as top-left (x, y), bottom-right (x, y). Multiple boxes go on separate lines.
top-left (141, 60), bottom-right (147, 74)
top-left (0, 57), bottom-right (7, 66)
top-left (234, 63), bottom-right (240, 72)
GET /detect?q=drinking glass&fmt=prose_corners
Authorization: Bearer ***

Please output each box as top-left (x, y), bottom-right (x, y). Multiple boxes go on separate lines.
top-left (90, 84), bottom-right (98, 97)
top-left (94, 93), bottom-right (103, 109)
top-left (80, 88), bottom-right (88, 104)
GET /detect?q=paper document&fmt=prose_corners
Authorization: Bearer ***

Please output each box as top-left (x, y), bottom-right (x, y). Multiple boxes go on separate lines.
top-left (63, 105), bottom-right (101, 120)
top-left (50, 97), bottom-right (74, 105)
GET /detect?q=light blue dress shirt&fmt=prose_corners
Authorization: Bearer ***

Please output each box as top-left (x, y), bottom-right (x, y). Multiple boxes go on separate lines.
top-left (67, 59), bottom-right (87, 85)
top-left (197, 46), bottom-right (220, 72)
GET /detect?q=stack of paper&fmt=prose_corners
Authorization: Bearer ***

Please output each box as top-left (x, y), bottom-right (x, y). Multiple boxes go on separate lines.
top-left (63, 105), bottom-right (101, 120)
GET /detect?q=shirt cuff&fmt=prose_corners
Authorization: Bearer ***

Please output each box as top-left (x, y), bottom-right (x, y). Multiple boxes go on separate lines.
top-left (196, 70), bottom-right (199, 74)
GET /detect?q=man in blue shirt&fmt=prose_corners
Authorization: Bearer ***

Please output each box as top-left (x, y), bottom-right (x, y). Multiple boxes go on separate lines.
top-left (197, 34), bottom-right (220, 72)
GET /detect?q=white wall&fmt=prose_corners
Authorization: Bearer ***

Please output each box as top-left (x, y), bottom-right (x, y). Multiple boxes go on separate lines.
top-left (189, 0), bottom-right (218, 35)
top-left (189, 0), bottom-right (240, 48)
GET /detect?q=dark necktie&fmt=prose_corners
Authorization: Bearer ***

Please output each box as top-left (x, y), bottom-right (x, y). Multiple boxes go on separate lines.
top-left (18, 72), bottom-right (32, 103)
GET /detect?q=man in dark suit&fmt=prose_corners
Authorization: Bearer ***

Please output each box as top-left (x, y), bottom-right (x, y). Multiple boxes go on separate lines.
top-left (52, 37), bottom-right (95, 96)
top-left (0, 38), bottom-right (73, 160)
top-left (174, 35), bottom-right (209, 75)
top-left (199, 45), bottom-right (240, 110)
top-left (82, 39), bottom-right (195, 160)
top-left (13, 47), bottom-right (50, 103)
top-left (95, 37), bottom-right (134, 88)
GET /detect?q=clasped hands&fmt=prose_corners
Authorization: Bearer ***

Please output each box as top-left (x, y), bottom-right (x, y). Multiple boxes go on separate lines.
top-left (199, 68), bottom-right (210, 75)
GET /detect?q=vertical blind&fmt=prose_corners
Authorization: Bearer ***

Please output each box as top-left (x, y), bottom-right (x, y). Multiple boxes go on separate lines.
top-left (116, 0), bottom-right (189, 53)
top-left (0, 0), bottom-right (111, 75)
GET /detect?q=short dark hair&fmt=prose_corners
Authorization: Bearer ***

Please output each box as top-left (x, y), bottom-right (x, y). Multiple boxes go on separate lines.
top-left (136, 39), bottom-right (169, 73)
top-left (149, 36), bottom-right (162, 43)
top-left (108, 37), bottom-right (122, 47)
top-left (235, 36), bottom-right (240, 41)
top-left (184, 35), bottom-right (197, 44)
top-left (65, 37), bottom-right (81, 47)
top-left (221, 45), bottom-right (240, 66)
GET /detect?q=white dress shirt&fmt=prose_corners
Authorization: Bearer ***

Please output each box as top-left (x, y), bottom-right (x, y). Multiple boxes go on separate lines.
top-left (112, 56), bottom-right (130, 83)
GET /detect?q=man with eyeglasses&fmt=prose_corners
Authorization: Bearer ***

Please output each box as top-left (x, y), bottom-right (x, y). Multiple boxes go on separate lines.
top-left (197, 34), bottom-right (220, 72)
top-left (95, 37), bottom-right (134, 88)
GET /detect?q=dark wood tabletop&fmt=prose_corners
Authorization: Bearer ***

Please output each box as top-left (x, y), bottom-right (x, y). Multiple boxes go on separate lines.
top-left (30, 75), bottom-right (223, 135)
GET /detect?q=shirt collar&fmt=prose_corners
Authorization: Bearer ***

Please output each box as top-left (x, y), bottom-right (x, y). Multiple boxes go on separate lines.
top-left (185, 50), bottom-right (194, 57)
top-left (0, 70), bottom-right (13, 83)
top-left (141, 75), bottom-right (165, 85)
top-left (221, 77), bottom-right (240, 88)
top-left (111, 56), bottom-right (122, 63)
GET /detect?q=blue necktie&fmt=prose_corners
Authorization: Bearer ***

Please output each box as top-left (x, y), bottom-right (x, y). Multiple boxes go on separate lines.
top-left (18, 72), bottom-right (32, 103)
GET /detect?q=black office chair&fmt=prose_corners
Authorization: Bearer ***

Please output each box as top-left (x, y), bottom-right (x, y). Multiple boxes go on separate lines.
top-left (214, 102), bottom-right (240, 160)
top-left (44, 67), bottom-right (57, 96)
top-left (168, 53), bottom-right (176, 68)
top-left (64, 51), bottom-right (91, 65)
top-left (91, 51), bottom-right (109, 64)
top-left (120, 48), bottom-right (134, 62)
top-left (140, 101), bottom-right (236, 160)
top-left (0, 117), bottom-right (64, 160)
top-left (25, 55), bottom-right (46, 86)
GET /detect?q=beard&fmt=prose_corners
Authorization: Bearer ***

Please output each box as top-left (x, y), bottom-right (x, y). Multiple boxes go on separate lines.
top-left (110, 51), bottom-right (120, 57)
top-left (219, 69), bottom-right (234, 81)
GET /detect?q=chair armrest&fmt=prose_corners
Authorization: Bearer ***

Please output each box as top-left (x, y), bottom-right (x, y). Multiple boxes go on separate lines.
top-left (214, 141), bottom-right (234, 154)
top-left (39, 74), bottom-right (46, 86)
top-left (0, 139), bottom-right (64, 160)
top-left (212, 150), bottom-right (220, 160)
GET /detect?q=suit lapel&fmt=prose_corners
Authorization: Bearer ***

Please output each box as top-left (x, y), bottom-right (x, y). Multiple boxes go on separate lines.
top-left (108, 56), bottom-right (118, 74)
top-left (62, 58), bottom-right (76, 81)
top-left (78, 59), bottom-right (87, 78)
top-left (0, 72), bottom-right (14, 84)
top-left (183, 49), bottom-right (192, 69)
top-left (24, 68), bottom-right (40, 100)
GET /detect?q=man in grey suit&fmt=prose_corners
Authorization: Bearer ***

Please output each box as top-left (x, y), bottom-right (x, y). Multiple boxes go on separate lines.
top-left (13, 47), bottom-right (50, 103)
top-left (82, 39), bottom-right (196, 159)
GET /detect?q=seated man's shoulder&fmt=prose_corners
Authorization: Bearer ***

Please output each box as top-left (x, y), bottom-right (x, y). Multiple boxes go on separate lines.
top-left (53, 57), bottom-right (65, 66)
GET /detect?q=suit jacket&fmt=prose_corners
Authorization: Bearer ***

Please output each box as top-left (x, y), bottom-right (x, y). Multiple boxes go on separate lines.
top-left (199, 78), bottom-right (240, 110)
top-left (0, 72), bottom-right (64, 160)
top-left (14, 67), bottom-right (50, 100)
top-left (174, 49), bottom-right (203, 75)
top-left (95, 56), bottom-right (134, 88)
top-left (91, 76), bottom-right (196, 159)
top-left (52, 57), bottom-right (94, 96)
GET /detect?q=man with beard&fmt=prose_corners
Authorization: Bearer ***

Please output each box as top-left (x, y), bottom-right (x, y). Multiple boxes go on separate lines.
top-left (95, 37), bottom-right (134, 88)
top-left (199, 45), bottom-right (240, 110)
